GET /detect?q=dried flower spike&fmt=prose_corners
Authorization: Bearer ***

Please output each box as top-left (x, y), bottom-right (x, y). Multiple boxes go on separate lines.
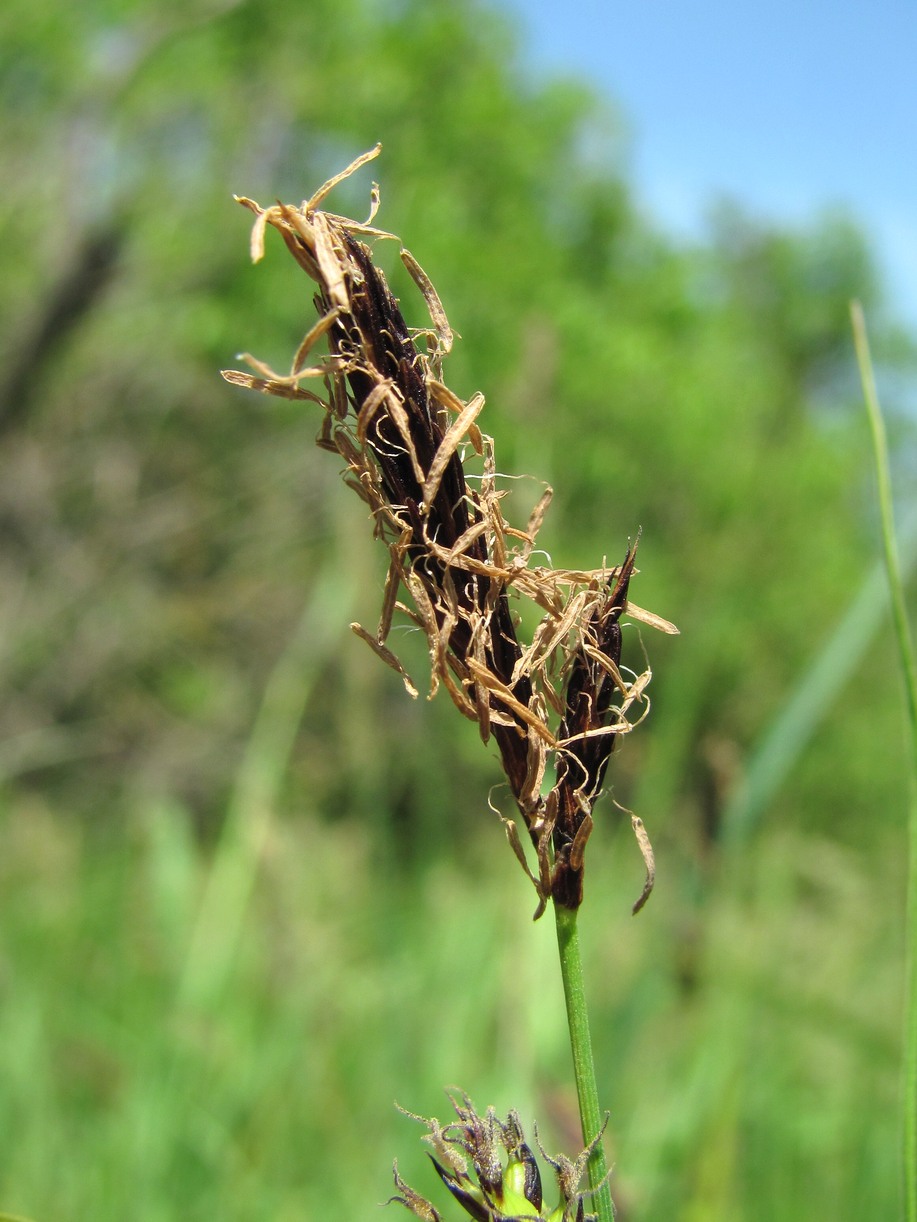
top-left (222, 146), bottom-right (676, 915)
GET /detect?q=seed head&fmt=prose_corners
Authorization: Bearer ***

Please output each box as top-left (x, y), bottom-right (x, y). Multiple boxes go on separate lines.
top-left (390, 1092), bottom-right (602, 1222)
top-left (222, 146), bottom-right (676, 914)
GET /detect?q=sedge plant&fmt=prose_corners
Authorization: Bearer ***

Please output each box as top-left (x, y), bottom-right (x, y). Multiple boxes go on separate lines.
top-left (223, 146), bottom-right (676, 1221)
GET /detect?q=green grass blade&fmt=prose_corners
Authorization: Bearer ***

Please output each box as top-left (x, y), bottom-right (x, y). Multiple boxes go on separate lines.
top-left (721, 512), bottom-right (917, 846)
top-left (851, 300), bottom-right (917, 1222)
top-left (177, 562), bottom-right (355, 1012)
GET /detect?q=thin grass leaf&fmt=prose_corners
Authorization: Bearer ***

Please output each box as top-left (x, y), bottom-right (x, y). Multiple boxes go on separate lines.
top-left (851, 300), bottom-right (917, 1222)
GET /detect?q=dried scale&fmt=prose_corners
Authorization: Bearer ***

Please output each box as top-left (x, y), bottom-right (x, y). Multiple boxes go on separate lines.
top-left (222, 145), bottom-right (676, 917)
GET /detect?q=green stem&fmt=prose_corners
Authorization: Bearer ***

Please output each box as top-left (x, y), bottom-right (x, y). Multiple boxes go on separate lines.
top-left (851, 301), bottom-right (917, 1222)
top-left (554, 902), bottom-right (614, 1222)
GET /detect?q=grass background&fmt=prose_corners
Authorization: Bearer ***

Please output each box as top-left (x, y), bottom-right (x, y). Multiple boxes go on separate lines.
top-left (1, 788), bottom-right (904, 1218)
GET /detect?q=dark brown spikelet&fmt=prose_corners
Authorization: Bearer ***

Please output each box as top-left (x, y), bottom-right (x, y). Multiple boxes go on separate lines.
top-left (549, 540), bottom-right (638, 909)
top-left (222, 147), bottom-right (676, 915)
top-left (320, 228), bottom-right (535, 803)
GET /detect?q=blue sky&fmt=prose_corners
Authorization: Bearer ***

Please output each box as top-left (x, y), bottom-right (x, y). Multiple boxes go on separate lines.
top-left (496, 0), bottom-right (917, 330)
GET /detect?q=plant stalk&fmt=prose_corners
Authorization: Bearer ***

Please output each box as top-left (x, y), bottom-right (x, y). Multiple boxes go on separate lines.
top-left (851, 301), bottom-right (917, 1222)
top-left (554, 902), bottom-right (614, 1222)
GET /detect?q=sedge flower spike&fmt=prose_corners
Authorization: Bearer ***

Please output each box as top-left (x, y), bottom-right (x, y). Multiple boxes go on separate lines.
top-left (390, 1091), bottom-right (607, 1221)
top-left (222, 146), bottom-right (676, 915)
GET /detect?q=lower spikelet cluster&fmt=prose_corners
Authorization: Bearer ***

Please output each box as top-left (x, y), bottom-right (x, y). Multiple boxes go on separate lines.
top-left (222, 146), bottom-right (676, 915)
top-left (391, 1090), bottom-right (607, 1222)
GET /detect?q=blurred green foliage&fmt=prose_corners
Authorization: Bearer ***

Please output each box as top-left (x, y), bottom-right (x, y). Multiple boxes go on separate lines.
top-left (1, 0), bottom-right (915, 1218)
